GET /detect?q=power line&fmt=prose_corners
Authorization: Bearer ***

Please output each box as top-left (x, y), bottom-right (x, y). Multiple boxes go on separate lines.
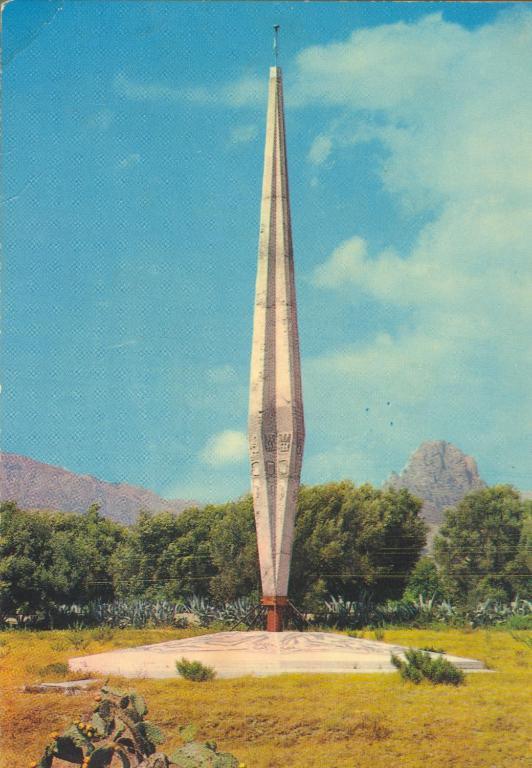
top-left (105, 547), bottom-right (530, 562)
top-left (85, 572), bottom-right (532, 585)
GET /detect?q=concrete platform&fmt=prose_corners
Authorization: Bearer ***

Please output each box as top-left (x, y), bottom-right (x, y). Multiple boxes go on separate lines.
top-left (69, 631), bottom-right (485, 679)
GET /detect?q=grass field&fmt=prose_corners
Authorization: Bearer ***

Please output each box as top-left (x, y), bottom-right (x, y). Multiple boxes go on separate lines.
top-left (1, 626), bottom-right (530, 768)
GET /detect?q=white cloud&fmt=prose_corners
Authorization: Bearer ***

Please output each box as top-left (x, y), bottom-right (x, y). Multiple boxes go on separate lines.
top-left (307, 134), bottom-right (333, 166)
top-left (312, 236), bottom-right (368, 289)
top-left (298, 10), bottom-right (532, 486)
top-left (114, 72), bottom-right (265, 108)
top-left (223, 76), bottom-right (265, 108)
top-left (200, 430), bottom-right (248, 466)
top-left (294, 11), bottom-right (532, 210)
top-left (229, 123), bottom-right (258, 145)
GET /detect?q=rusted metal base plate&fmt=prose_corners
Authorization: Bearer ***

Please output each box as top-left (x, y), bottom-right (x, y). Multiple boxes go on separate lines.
top-left (69, 632), bottom-right (485, 679)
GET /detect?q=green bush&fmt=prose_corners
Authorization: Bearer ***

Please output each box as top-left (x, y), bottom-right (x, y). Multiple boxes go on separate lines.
top-left (66, 630), bottom-right (90, 650)
top-left (176, 657), bottom-right (216, 682)
top-left (90, 626), bottom-right (115, 642)
top-left (403, 556), bottom-right (447, 602)
top-left (38, 661), bottom-right (69, 677)
top-left (504, 614), bottom-right (532, 630)
top-left (391, 649), bottom-right (465, 686)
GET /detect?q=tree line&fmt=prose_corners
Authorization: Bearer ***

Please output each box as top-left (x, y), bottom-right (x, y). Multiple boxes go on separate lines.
top-left (0, 482), bottom-right (529, 621)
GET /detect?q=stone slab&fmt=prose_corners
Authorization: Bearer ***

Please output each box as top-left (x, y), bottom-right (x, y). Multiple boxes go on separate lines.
top-left (69, 631), bottom-right (485, 679)
top-left (22, 679), bottom-right (101, 694)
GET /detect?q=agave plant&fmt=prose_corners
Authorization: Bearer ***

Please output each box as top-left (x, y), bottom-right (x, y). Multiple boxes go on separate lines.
top-left (435, 600), bottom-right (456, 620)
top-left (210, 597), bottom-right (257, 625)
top-left (511, 597), bottom-right (532, 615)
top-left (467, 597), bottom-right (532, 627)
top-left (323, 594), bottom-right (377, 629)
top-left (373, 599), bottom-right (419, 626)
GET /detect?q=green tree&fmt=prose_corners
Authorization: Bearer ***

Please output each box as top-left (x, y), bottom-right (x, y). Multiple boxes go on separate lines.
top-left (0, 482), bottom-right (430, 617)
top-left (513, 500), bottom-right (532, 591)
top-left (70, 504), bottom-right (125, 601)
top-left (208, 496), bottom-right (259, 602)
top-left (403, 556), bottom-right (447, 602)
top-left (112, 483), bottom-right (426, 608)
top-left (434, 485), bottom-right (531, 605)
top-left (0, 502), bottom-right (57, 617)
top-left (112, 506), bottom-right (222, 600)
top-left (161, 505), bottom-right (223, 598)
top-left (290, 482), bottom-right (427, 608)
top-left (0, 502), bottom-right (125, 618)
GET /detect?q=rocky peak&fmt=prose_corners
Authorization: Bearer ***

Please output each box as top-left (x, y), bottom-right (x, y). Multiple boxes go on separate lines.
top-left (386, 440), bottom-right (486, 527)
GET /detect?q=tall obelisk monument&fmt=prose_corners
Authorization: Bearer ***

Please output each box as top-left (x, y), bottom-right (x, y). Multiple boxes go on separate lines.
top-left (248, 38), bottom-right (305, 632)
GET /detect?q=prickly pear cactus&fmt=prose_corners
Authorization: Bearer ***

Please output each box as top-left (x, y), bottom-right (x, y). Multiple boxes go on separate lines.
top-left (32, 686), bottom-right (242, 768)
top-left (170, 730), bottom-right (239, 768)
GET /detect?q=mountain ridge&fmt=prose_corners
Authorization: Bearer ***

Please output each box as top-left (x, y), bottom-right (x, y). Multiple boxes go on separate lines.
top-left (0, 452), bottom-right (195, 525)
top-left (2, 447), bottom-right (529, 531)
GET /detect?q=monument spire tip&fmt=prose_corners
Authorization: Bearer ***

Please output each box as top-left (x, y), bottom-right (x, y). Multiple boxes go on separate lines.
top-left (273, 24), bottom-right (280, 66)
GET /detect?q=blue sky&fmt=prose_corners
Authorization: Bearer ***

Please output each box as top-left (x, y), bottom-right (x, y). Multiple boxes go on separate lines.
top-left (3, 1), bottom-right (531, 502)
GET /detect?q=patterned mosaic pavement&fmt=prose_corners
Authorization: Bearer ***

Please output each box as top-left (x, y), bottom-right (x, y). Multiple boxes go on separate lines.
top-left (69, 632), bottom-right (485, 679)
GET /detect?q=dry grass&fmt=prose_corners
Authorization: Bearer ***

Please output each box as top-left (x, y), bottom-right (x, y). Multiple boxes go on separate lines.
top-left (1, 626), bottom-right (530, 768)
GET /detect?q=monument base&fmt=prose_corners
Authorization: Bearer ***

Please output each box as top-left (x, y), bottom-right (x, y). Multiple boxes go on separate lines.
top-left (261, 596), bottom-right (288, 632)
top-left (69, 631), bottom-right (486, 680)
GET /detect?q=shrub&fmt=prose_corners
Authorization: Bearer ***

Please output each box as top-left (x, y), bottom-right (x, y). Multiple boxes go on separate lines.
top-left (66, 630), bottom-right (90, 650)
top-left (176, 657), bottom-right (216, 682)
top-left (504, 614), bottom-right (532, 630)
top-left (37, 662), bottom-right (69, 677)
top-left (391, 649), bottom-right (465, 686)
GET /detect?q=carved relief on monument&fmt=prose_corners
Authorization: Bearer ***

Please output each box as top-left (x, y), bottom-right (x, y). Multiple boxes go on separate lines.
top-left (278, 432), bottom-right (291, 452)
top-left (264, 433), bottom-right (277, 452)
top-left (249, 434), bottom-right (259, 456)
